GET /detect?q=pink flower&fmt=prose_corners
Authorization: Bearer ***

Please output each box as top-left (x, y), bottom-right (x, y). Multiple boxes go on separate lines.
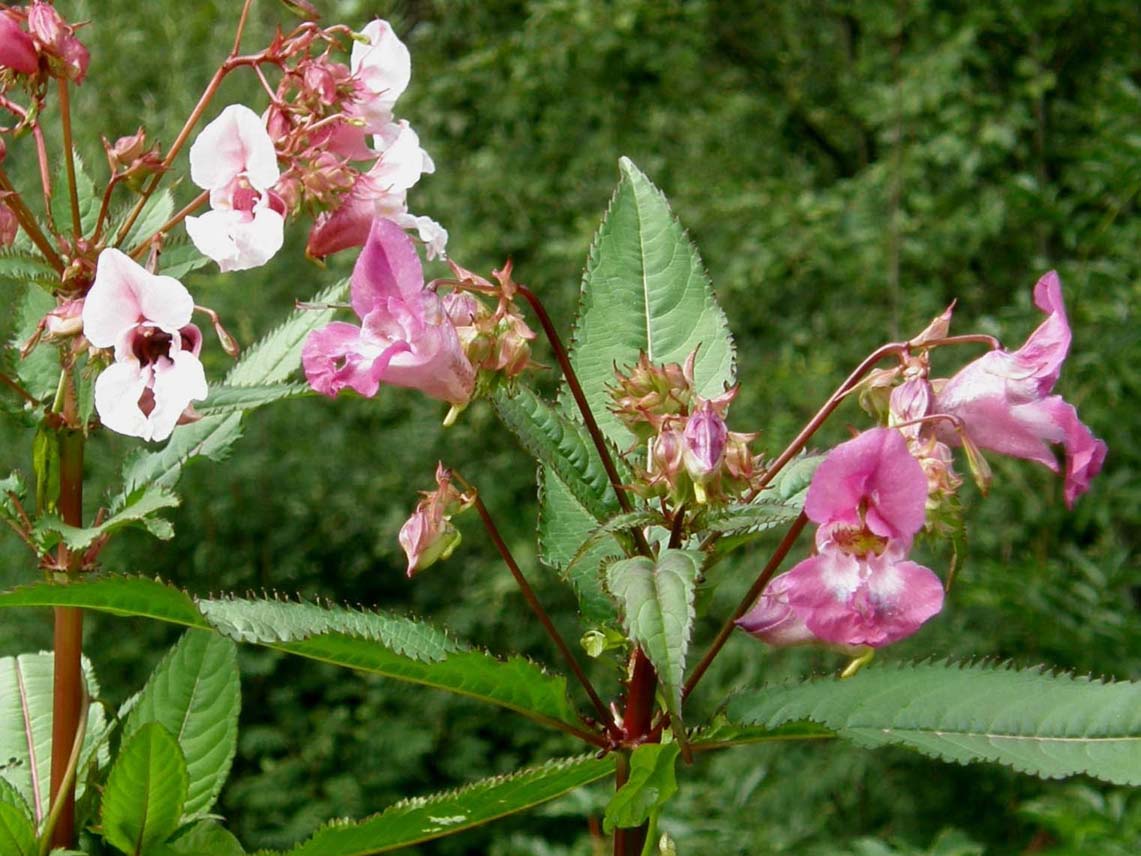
top-left (302, 218), bottom-right (475, 406)
top-left (0, 14), bottom-right (38, 74)
top-left (932, 271), bottom-right (1106, 507)
top-left (82, 250), bottom-right (207, 442)
top-left (398, 463), bottom-right (471, 577)
top-left (305, 121), bottom-right (436, 259)
top-left (739, 429), bottom-right (944, 649)
top-left (185, 105), bottom-right (285, 272)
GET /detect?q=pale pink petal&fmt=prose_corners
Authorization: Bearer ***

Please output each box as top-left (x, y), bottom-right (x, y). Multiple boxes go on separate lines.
top-left (1017, 270), bottom-right (1070, 393)
top-left (351, 217), bottom-right (425, 315)
top-left (369, 121), bottom-right (433, 193)
top-left (190, 104), bottom-right (279, 192)
top-left (351, 20), bottom-right (411, 127)
top-left (147, 350), bottom-right (208, 442)
top-left (93, 360), bottom-right (151, 439)
top-left (392, 213), bottom-right (448, 259)
top-left (83, 249), bottom-right (193, 347)
top-left (805, 428), bottom-right (927, 540)
top-left (186, 206), bottom-right (284, 272)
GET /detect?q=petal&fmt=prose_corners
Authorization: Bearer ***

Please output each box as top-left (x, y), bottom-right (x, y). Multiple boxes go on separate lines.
top-left (351, 19), bottom-right (411, 124)
top-left (788, 547), bottom-right (944, 648)
top-left (736, 573), bottom-right (820, 647)
top-left (93, 360), bottom-right (151, 439)
top-left (351, 217), bottom-right (425, 316)
top-left (805, 428), bottom-right (927, 540)
top-left (83, 249), bottom-right (193, 347)
top-left (305, 190), bottom-right (379, 259)
top-left (189, 104), bottom-right (279, 192)
top-left (368, 121), bottom-right (432, 194)
top-left (186, 206), bottom-right (284, 272)
top-left (370, 293), bottom-right (475, 405)
top-left (147, 350), bottom-right (208, 442)
top-left (1056, 401), bottom-right (1107, 507)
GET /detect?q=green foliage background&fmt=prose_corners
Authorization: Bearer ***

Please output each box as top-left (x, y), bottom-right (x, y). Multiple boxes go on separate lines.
top-left (1, 0), bottom-right (1137, 852)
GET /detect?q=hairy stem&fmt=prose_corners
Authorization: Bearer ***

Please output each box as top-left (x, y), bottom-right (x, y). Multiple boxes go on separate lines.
top-left (614, 649), bottom-right (657, 854)
top-left (683, 511), bottom-right (809, 699)
top-left (515, 285), bottom-right (653, 558)
top-left (49, 425), bottom-right (84, 850)
top-left (0, 166), bottom-right (64, 271)
top-left (746, 342), bottom-right (906, 501)
top-left (57, 80), bottom-right (81, 238)
top-left (472, 494), bottom-right (616, 740)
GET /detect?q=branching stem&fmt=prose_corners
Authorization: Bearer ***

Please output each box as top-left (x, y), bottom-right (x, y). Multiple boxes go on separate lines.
top-left (0, 166), bottom-right (64, 271)
top-left (471, 493), bottom-right (617, 739)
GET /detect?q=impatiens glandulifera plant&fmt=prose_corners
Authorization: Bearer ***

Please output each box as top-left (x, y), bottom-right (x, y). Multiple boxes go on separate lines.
top-left (0, 3), bottom-right (1129, 856)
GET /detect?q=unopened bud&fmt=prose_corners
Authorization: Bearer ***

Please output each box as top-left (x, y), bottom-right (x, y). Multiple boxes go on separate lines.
top-left (104, 128), bottom-right (148, 173)
top-left (683, 401), bottom-right (728, 486)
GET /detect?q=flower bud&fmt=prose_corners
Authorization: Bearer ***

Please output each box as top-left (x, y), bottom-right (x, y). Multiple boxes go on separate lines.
top-left (104, 128), bottom-right (148, 173)
top-left (45, 298), bottom-right (84, 339)
top-left (683, 401), bottom-right (727, 482)
top-left (27, 1), bottom-right (88, 82)
top-left (0, 14), bottom-right (38, 74)
top-left (398, 464), bottom-right (474, 577)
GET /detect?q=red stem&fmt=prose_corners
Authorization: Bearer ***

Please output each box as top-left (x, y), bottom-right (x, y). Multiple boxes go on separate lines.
top-left (57, 79), bottom-right (81, 238)
top-left (49, 426), bottom-right (84, 850)
top-left (471, 494), bottom-right (615, 741)
top-left (614, 649), bottom-right (657, 854)
top-left (0, 165), bottom-right (64, 271)
top-left (515, 285), bottom-right (653, 559)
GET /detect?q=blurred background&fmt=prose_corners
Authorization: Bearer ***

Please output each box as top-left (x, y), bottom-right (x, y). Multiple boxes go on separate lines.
top-left (1, 1), bottom-right (1138, 852)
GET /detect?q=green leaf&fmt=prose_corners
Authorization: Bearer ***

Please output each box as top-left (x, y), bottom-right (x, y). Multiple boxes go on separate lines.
top-left (493, 385), bottom-right (624, 524)
top-left (117, 414), bottom-right (242, 502)
top-left (688, 716), bottom-right (836, 751)
top-left (603, 743), bottom-right (680, 833)
top-left (540, 157), bottom-right (734, 617)
top-left (121, 189), bottom-right (174, 249)
top-left (567, 508), bottom-right (668, 574)
top-left (0, 653), bottom-right (109, 824)
top-left (50, 152), bottom-right (99, 238)
top-left (257, 754), bottom-right (615, 856)
top-left (123, 632), bottom-right (240, 818)
top-left (768, 453), bottom-right (825, 504)
top-left (226, 280), bottom-right (347, 387)
top-left (164, 820), bottom-right (245, 856)
top-left (0, 578), bottom-right (583, 734)
top-left (537, 469), bottom-right (620, 625)
top-left (563, 157), bottom-right (736, 448)
top-left (0, 802), bottom-right (36, 856)
top-left (0, 250), bottom-right (56, 289)
top-left (196, 383), bottom-right (312, 417)
top-left (11, 286), bottom-right (58, 403)
top-left (37, 484), bottom-right (179, 551)
top-left (605, 550), bottom-right (700, 722)
top-left (156, 242), bottom-right (210, 280)
top-left (116, 279), bottom-right (347, 503)
top-left (725, 661), bottom-right (1141, 786)
top-left (102, 723), bottom-right (188, 856)
top-left (701, 500), bottom-right (803, 535)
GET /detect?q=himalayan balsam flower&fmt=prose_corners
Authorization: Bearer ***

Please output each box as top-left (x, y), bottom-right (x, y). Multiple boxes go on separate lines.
top-left (302, 217), bottom-right (474, 405)
top-left (932, 271), bottom-right (1106, 507)
top-left (82, 249), bottom-right (207, 442)
top-left (185, 104), bottom-right (285, 272)
top-left (399, 463), bottom-right (471, 576)
top-left (739, 428), bottom-right (945, 648)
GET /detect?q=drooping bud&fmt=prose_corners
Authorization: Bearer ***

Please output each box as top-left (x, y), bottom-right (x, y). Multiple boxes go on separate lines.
top-left (609, 353), bottom-right (694, 439)
top-left (45, 298), bottom-right (85, 339)
top-left (399, 464), bottom-right (474, 577)
top-left (27, 1), bottom-right (88, 82)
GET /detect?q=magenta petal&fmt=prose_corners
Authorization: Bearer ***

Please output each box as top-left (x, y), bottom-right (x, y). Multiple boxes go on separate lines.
top-left (736, 573), bottom-right (819, 647)
top-left (787, 548), bottom-right (944, 648)
top-left (805, 428), bottom-right (927, 540)
top-left (1055, 400), bottom-right (1108, 508)
top-left (350, 218), bottom-right (425, 316)
top-left (301, 322), bottom-right (374, 398)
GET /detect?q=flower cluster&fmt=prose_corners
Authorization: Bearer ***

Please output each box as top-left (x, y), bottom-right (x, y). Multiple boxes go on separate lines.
top-left (0, 2), bottom-right (89, 84)
top-left (610, 353), bottom-right (760, 505)
top-left (183, 19), bottom-right (442, 272)
top-left (740, 271), bottom-right (1106, 652)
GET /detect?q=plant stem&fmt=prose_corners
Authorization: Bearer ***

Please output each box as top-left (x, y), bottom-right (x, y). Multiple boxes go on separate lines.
top-left (0, 166), bottom-right (64, 271)
top-left (614, 649), bottom-right (657, 855)
top-left (683, 511), bottom-right (808, 700)
top-left (57, 80), bottom-right (81, 238)
top-left (39, 679), bottom-right (87, 856)
top-left (515, 285), bottom-right (653, 558)
top-left (49, 425), bottom-right (84, 851)
top-left (128, 190), bottom-right (209, 260)
top-left (745, 342), bottom-right (906, 501)
top-left (472, 494), bottom-right (617, 738)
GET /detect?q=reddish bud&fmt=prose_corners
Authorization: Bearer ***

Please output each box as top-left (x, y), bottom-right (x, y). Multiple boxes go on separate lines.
top-left (0, 201), bottom-right (18, 247)
top-left (0, 14), bottom-right (38, 74)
